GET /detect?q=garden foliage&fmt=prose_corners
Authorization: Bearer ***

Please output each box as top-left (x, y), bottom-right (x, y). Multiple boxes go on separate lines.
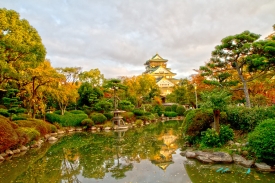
top-left (46, 112), bottom-right (88, 127)
top-left (90, 113), bottom-right (107, 124)
top-left (248, 119), bottom-right (275, 163)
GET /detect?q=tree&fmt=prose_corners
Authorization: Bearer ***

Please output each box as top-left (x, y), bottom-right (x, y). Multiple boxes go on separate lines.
top-left (200, 89), bottom-right (231, 133)
top-left (79, 68), bottom-right (104, 87)
top-left (56, 67), bottom-right (82, 85)
top-left (0, 8), bottom-right (46, 87)
top-left (77, 82), bottom-right (103, 108)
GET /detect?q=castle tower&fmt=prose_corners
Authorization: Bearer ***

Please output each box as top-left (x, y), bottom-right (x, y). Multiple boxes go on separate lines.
top-left (144, 54), bottom-right (179, 96)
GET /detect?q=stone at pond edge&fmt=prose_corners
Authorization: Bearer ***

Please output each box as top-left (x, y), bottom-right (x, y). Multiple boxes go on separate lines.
top-left (48, 137), bottom-right (58, 141)
top-left (240, 159), bottom-right (254, 168)
top-left (5, 149), bottom-right (13, 155)
top-left (0, 153), bottom-right (8, 157)
top-left (209, 152), bottom-right (232, 163)
top-left (0, 155), bottom-right (4, 161)
top-left (196, 155), bottom-right (214, 163)
top-left (232, 154), bottom-right (246, 163)
top-left (185, 151), bottom-right (196, 158)
top-left (255, 163), bottom-right (275, 172)
top-left (12, 149), bottom-right (20, 154)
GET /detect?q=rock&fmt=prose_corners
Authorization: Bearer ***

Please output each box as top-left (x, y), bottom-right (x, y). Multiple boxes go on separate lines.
top-left (91, 126), bottom-right (97, 130)
top-left (195, 151), bottom-right (212, 158)
top-left (232, 154), bottom-right (246, 163)
top-left (255, 163), bottom-right (275, 172)
top-left (105, 127), bottom-right (111, 130)
top-left (20, 145), bottom-right (28, 151)
top-left (209, 152), bottom-right (233, 163)
top-left (48, 137), bottom-right (58, 141)
top-left (76, 127), bottom-right (82, 131)
top-left (196, 155), bottom-right (214, 163)
top-left (5, 149), bottom-right (13, 155)
top-left (0, 153), bottom-right (8, 157)
top-left (185, 151), bottom-right (196, 158)
top-left (227, 140), bottom-right (234, 145)
top-left (235, 142), bottom-right (241, 147)
top-left (57, 130), bottom-right (65, 134)
top-left (0, 155), bottom-right (4, 161)
top-left (50, 132), bottom-right (58, 136)
top-left (12, 149), bottom-right (20, 154)
top-left (44, 134), bottom-right (51, 140)
top-left (240, 159), bottom-right (254, 168)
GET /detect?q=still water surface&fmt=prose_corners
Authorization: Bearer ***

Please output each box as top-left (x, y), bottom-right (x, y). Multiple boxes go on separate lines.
top-left (0, 121), bottom-right (274, 183)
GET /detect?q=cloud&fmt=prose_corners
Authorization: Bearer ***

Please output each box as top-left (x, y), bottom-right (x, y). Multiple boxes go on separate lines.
top-left (2, 0), bottom-right (275, 78)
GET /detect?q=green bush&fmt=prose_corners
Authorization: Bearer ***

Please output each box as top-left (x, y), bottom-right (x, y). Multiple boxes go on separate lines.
top-left (165, 106), bottom-right (172, 111)
top-left (53, 110), bottom-right (70, 115)
top-left (121, 112), bottom-right (134, 122)
top-left (103, 112), bottom-right (113, 120)
top-left (12, 116), bottom-right (27, 121)
top-left (152, 105), bottom-right (165, 116)
top-left (226, 106), bottom-right (275, 132)
top-left (90, 113), bottom-right (107, 124)
top-left (0, 108), bottom-right (9, 117)
top-left (46, 113), bottom-right (88, 127)
top-left (164, 111), bottom-right (178, 117)
top-left (200, 128), bottom-right (221, 148)
top-left (132, 109), bottom-right (144, 116)
top-left (135, 119), bottom-right (143, 127)
top-left (219, 125), bottom-right (234, 145)
top-left (16, 127), bottom-right (40, 144)
top-left (81, 118), bottom-right (94, 127)
top-left (69, 110), bottom-right (85, 114)
top-left (182, 109), bottom-right (213, 137)
top-left (119, 100), bottom-right (135, 111)
top-left (171, 104), bottom-right (178, 112)
top-left (94, 100), bottom-right (113, 113)
top-left (176, 105), bottom-right (186, 116)
top-left (248, 119), bottom-right (275, 162)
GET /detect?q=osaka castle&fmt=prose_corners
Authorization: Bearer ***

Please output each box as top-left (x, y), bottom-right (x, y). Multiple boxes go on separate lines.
top-left (143, 53), bottom-right (179, 96)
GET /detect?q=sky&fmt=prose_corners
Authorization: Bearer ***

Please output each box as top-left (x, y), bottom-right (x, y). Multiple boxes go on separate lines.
top-left (2, 0), bottom-right (275, 79)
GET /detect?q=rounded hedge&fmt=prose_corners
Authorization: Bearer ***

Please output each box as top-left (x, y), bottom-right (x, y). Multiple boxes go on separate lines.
top-left (90, 113), bottom-right (107, 124)
top-left (248, 119), bottom-right (275, 162)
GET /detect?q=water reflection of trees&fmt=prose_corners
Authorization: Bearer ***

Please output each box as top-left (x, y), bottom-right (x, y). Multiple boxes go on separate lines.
top-left (10, 121), bottom-right (182, 182)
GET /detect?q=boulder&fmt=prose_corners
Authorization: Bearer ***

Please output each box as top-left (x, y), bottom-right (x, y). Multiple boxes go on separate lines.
top-left (209, 152), bottom-right (232, 163)
top-left (0, 155), bottom-right (4, 162)
top-left (186, 151), bottom-right (196, 158)
top-left (105, 127), bottom-right (111, 130)
top-left (232, 154), bottom-right (246, 163)
top-left (20, 145), bottom-right (28, 151)
top-left (235, 142), bottom-right (241, 147)
top-left (76, 127), bottom-right (82, 131)
top-left (5, 149), bottom-right (13, 155)
top-left (255, 163), bottom-right (275, 172)
top-left (50, 132), bottom-right (58, 136)
top-left (48, 137), bottom-right (58, 141)
top-left (57, 130), bottom-right (65, 134)
top-left (196, 155), bottom-right (214, 163)
top-left (44, 134), bottom-right (51, 140)
top-left (240, 159), bottom-right (254, 168)
top-left (91, 126), bottom-right (97, 131)
top-left (0, 153), bottom-right (8, 157)
top-left (12, 149), bottom-right (20, 154)
top-left (195, 151), bottom-right (212, 158)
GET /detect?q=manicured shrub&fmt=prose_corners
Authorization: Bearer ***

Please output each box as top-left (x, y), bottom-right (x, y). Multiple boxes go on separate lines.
top-left (176, 105), bottom-right (186, 116)
top-left (46, 113), bottom-right (88, 127)
top-left (69, 110), bottom-right (85, 114)
top-left (15, 127), bottom-right (40, 145)
top-left (119, 100), bottom-right (135, 111)
top-left (248, 119), bottom-right (275, 162)
top-left (103, 112), bottom-right (113, 120)
top-left (135, 119), bottom-right (143, 127)
top-left (164, 111), bottom-right (178, 117)
top-left (226, 106), bottom-right (275, 132)
top-left (140, 104), bottom-right (153, 112)
top-left (132, 109), bottom-right (144, 116)
top-left (12, 116), bottom-right (27, 121)
top-left (0, 116), bottom-right (19, 152)
top-left (182, 109), bottom-right (213, 137)
top-left (94, 100), bottom-right (113, 113)
top-left (16, 119), bottom-right (57, 135)
top-left (81, 118), bottom-right (94, 127)
top-left (219, 125), bottom-right (234, 145)
top-left (90, 113), bottom-right (107, 124)
top-left (0, 108), bottom-right (9, 117)
top-left (165, 106), bottom-right (172, 111)
top-left (152, 105), bottom-right (165, 116)
top-left (171, 104), bottom-right (178, 112)
top-left (200, 128), bottom-right (221, 148)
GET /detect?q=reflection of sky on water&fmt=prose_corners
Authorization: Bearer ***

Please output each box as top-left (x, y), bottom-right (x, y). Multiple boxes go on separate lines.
top-left (77, 149), bottom-right (191, 183)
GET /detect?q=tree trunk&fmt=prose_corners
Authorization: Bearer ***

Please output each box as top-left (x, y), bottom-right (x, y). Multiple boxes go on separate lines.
top-left (213, 109), bottom-right (220, 134)
top-left (235, 63), bottom-right (251, 108)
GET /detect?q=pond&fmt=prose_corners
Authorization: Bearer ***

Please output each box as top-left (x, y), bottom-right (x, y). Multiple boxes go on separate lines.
top-left (0, 121), bottom-right (274, 183)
